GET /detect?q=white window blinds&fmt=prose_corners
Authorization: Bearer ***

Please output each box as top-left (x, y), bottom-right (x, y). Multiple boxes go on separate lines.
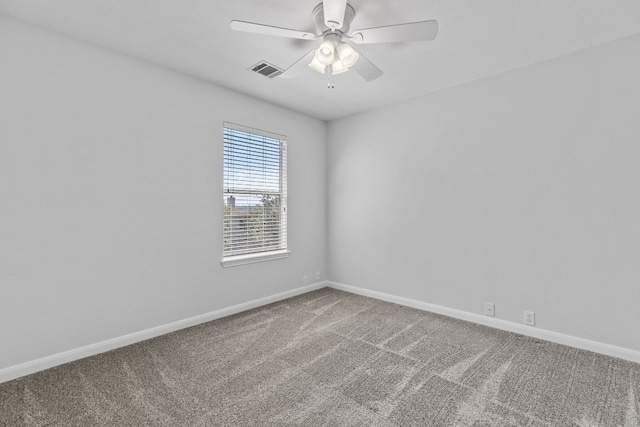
top-left (223, 122), bottom-right (287, 259)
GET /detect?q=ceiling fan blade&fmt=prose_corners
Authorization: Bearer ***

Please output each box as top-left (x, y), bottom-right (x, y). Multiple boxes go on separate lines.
top-left (350, 20), bottom-right (438, 44)
top-left (279, 50), bottom-right (317, 79)
top-left (351, 49), bottom-right (383, 82)
top-left (323, 0), bottom-right (348, 29)
top-left (230, 20), bottom-right (317, 40)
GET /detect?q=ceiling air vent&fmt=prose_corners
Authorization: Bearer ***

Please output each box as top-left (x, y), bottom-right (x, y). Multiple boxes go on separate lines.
top-left (249, 61), bottom-right (284, 78)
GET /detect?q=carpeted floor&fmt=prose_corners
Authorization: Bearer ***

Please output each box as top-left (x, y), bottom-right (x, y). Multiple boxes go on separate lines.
top-left (1, 287), bottom-right (639, 426)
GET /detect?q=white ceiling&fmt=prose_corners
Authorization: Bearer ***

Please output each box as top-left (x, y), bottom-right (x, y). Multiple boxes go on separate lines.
top-left (1, 0), bottom-right (640, 121)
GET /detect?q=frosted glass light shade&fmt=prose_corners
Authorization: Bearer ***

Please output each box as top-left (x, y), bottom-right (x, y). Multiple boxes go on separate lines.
top-left (316, 41), bottom-right (335, 66)
top-left (331, 59), bottom-right (349, 74)
top-left (309, 54), bottom-right (326, 73)
top-left (336, 43), bottom-right (359, 68)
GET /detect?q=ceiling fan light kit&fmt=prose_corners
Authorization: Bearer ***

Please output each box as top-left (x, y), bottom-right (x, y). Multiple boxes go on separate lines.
top-left (230, 0), bottom-right (438, 87)
top-left (308, 34), bottom-right (360, 86)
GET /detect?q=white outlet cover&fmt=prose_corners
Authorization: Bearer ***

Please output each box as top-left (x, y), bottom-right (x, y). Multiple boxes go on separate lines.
top-left (524, 311), bottom-right (535, 326)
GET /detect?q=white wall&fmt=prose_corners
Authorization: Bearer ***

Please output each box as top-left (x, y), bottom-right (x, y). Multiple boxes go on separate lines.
top-left (328, 34), bottom-right (640, 352)
top-left (0, 15), bottom-right (327, 371)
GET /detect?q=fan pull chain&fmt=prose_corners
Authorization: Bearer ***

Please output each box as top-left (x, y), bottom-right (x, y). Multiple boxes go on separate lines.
top-left (326, 64), bottom-right (335, 89)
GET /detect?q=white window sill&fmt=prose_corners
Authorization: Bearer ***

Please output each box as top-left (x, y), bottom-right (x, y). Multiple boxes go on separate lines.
top-left (221, 250), bottom-right (290, 268)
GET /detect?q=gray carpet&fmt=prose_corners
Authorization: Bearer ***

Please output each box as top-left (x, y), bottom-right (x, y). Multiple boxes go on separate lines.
top-left (1, 287), bottom-right (639, 426)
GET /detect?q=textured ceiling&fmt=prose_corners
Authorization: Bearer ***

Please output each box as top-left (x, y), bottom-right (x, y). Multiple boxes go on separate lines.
top-left (1, 0), bottom-right (640, 120)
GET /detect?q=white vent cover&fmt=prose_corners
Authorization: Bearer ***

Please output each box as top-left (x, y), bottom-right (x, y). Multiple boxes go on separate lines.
top-left (249, 61), bottom-right (284, 78)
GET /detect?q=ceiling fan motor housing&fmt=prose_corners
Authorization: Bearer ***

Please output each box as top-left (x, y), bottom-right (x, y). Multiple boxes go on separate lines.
top-left (312, 3), bottom-right (355, 35)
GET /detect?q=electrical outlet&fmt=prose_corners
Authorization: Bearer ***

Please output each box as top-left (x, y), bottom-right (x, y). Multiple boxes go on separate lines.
top-left (303, 276), bottom-right (308, 286)
top-left (485, 303), bottom-right (495, 317)
top-left (524, 311), bottom-right (535, 326)
top-left (315, 271), bottom-right (321, 280)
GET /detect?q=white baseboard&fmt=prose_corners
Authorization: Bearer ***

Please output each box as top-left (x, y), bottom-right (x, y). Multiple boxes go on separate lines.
top-left (328, 281), bottom-right (640, 364)
top-left (0, 282), bottom-right (327, 384)
top-left (4, 280), bottom-right (637, 384)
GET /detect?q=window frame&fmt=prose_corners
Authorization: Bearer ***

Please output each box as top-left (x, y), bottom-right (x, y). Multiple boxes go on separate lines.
top-left (221, 122), bottom-right (289, 267)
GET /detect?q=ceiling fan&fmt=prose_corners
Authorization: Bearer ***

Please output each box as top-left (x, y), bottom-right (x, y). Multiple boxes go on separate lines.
top-left (230, 0), bottom-right (438, 87)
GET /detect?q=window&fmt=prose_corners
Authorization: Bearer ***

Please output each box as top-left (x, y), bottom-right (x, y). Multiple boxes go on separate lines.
top-left (222, 122), bottom-right (288, 266)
